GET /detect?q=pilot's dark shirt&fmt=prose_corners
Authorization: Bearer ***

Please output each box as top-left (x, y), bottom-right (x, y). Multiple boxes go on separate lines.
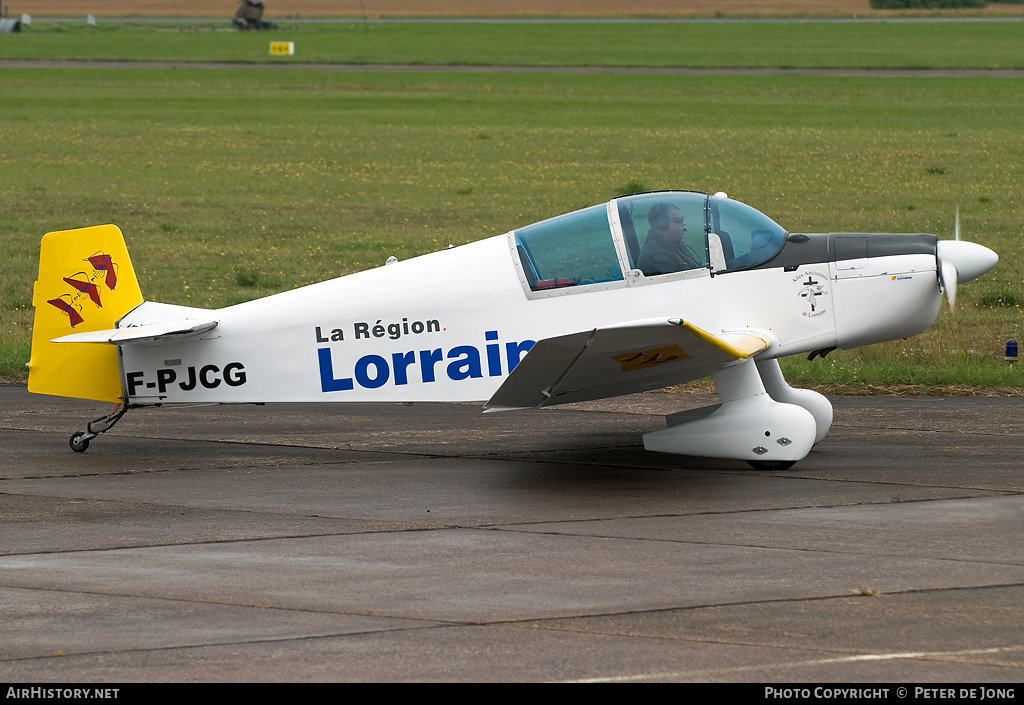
top-left (637, 230), bottom-right (702, 276)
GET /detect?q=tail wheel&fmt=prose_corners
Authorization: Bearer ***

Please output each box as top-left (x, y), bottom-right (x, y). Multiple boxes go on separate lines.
top-left (69, 432), bottom-right (90, 453)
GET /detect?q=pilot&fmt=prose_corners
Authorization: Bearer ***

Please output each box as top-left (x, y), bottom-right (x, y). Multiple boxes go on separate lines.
top-left (637, 201), bottom-right (703, 276)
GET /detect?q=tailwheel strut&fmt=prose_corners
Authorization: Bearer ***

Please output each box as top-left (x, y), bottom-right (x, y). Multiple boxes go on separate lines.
top-left (69, 403), bottom-right (128, 453)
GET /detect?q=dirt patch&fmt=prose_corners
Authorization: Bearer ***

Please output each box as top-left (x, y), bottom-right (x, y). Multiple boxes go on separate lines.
top-left (613, 379), bottom-right (1024, 397)
top-left (10, 0), bottom-right (1024, 18)
top-left (802, 383), bottom-right (1024, 397)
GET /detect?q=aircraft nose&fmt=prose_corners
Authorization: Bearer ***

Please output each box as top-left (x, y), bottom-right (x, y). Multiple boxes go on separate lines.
top-left (936, 240), bottom-right (998, 283)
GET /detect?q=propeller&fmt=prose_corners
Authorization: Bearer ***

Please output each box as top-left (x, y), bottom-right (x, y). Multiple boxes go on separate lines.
top-left (936, 208), bottom-right (998, 310)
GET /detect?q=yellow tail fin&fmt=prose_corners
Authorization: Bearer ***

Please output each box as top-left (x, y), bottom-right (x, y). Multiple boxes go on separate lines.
top-left (28, 225), bottom-right (144, 403)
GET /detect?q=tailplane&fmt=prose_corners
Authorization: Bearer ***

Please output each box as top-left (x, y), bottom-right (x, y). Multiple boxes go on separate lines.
top-left (29, 225), bottom-right (144, 403)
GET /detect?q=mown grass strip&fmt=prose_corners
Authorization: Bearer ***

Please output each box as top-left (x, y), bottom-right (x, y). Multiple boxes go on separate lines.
top-left (2, 20), bottom-right (1024, 69)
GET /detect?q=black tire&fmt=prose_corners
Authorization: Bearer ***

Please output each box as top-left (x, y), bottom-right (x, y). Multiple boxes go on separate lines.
top-left (746, 459), bottom-right (795, 471)
top-left (69, 432), bottom-right (90, 453)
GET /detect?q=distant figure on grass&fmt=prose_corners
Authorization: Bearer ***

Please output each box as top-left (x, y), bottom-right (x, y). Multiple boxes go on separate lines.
top-left (234, 0), bottom-right (276, 30)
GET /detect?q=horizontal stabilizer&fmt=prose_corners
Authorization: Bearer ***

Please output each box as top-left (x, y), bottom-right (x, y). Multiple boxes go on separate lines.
top-left (53, 318), bottom-right (218, 345)
top-left (485, 318), bottom-right (770, 411)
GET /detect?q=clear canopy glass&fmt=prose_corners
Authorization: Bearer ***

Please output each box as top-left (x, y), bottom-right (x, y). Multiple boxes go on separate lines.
top-left (512, 191), bottom-right (789, 295)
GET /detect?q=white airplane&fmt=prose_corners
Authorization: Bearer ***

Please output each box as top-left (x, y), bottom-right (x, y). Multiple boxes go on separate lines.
top-left (28, 190), bottom-right (997, 468)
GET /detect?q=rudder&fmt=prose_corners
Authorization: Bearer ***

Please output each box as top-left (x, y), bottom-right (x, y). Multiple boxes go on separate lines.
top-left (29, 225), bottom-right (144, 403)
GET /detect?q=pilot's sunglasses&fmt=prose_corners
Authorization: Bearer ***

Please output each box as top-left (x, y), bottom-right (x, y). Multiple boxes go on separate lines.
top-left (669, 216), bottom-right (686, 224)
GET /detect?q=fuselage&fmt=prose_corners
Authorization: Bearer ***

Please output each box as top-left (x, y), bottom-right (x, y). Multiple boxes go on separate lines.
top-left (117, 191), bottom-right (945, 406)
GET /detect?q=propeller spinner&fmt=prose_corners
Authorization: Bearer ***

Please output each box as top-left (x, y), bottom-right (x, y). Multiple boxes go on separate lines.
top-left (936, 210), bottom-right (998, 310)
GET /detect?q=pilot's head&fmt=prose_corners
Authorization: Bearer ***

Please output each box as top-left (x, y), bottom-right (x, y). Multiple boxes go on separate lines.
top-left (648, 201), bottom-right (686, 243)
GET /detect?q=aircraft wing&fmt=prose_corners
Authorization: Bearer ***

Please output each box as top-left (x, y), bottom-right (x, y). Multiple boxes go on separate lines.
top-left (484, 318), bottom-right (770, 411)
top-left (51, 319), bottom-right (218, 345)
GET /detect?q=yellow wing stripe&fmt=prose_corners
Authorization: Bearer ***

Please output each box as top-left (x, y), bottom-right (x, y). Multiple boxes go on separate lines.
top-left (671, 319), bottom-right (770, 359)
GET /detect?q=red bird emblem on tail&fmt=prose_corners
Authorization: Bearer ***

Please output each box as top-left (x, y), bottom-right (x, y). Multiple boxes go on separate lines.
top-left (47, 295), bottom-right (85, 328)
top-left (63, 273), bottom-right (103, 308)
top-left (48, 252), bottom-right (121, 329)
top-left (87, 253), bottom-right (117, 290)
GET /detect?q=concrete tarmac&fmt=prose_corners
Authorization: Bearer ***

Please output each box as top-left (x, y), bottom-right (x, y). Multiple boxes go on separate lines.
top-left (1, 385), bottom-right (1022, 682)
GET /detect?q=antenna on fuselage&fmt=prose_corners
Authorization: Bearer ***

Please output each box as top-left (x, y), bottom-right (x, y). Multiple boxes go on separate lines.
top-left (434, 185), bottom-right (456, 250)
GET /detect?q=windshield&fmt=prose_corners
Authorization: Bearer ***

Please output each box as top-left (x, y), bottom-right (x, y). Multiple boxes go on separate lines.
top-left (708, 194), bottom-right (787, 271)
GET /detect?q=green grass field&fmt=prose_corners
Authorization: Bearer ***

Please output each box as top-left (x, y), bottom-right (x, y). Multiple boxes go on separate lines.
top-left (2, 21), bottom-right (1022, 390)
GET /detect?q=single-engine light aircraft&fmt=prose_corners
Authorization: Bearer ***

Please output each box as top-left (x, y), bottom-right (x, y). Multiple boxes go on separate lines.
top-left (29, 191), bottom-right (997, 469)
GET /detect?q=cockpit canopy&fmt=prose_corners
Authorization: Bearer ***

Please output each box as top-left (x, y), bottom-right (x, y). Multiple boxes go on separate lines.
top-left (512, 191), bottom-right (787, 296)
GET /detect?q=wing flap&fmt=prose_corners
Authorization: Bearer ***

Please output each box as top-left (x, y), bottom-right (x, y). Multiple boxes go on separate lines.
top-left (52, 318), bottom-right (218, 344)
top-left (484, 318), bottom-right (769, 411)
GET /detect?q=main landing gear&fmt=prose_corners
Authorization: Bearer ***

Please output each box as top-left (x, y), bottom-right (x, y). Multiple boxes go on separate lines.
top-left (68, 403), bottom-right (128, 452)
top-left (642, 357), bottom-right (833, 470)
